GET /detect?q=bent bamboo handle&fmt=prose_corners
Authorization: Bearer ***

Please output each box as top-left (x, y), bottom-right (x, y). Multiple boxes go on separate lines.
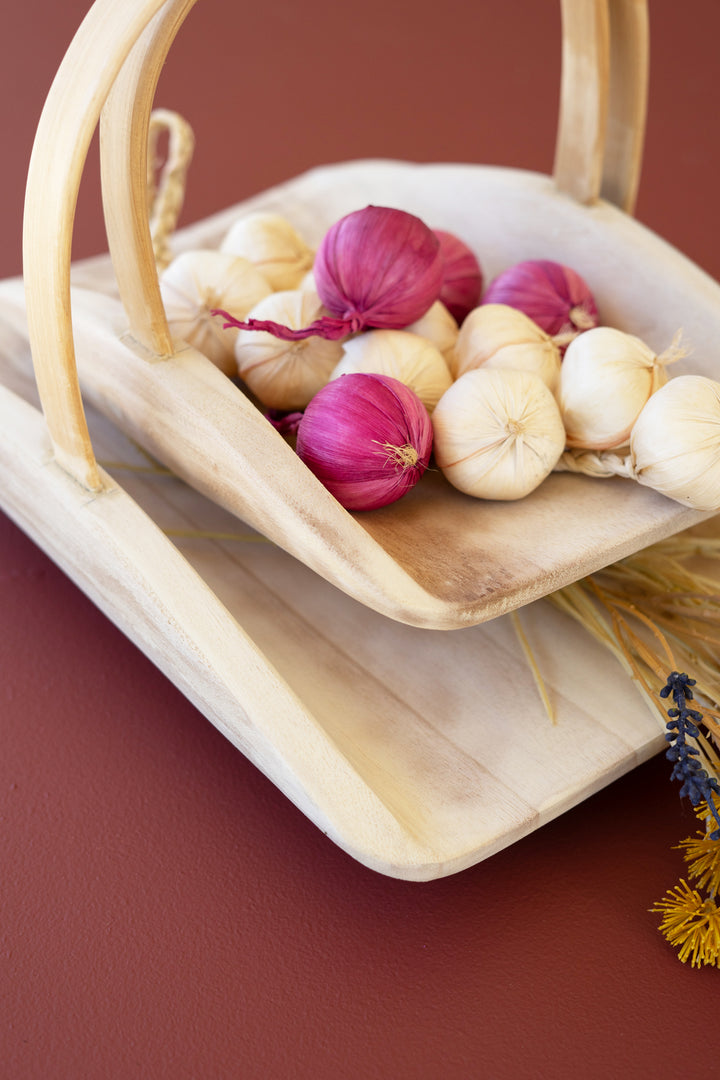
top-left (23, 0), bottom-right (650, 492)
top-left (100, 0), bottom-right (198, 359)
top-left (554, 0), bottom-right (649, 211)
top-left (23, 0), bottom-right (198, 490)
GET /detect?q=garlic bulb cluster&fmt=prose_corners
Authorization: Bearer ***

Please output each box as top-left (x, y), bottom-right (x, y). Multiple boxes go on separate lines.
top-left (157, 182), bottom-right (717, 514)
top-left (558, 327), bottom-right (674, 449)
top-left (630, 375), bottom-right (720, 511)
top-left (220, 212), bottom-right (314, 291)
top-left (234, 290), bottom-right (345, 410)
top-left (432, 369), bottom-right (566, 500)
top-left (159, 249), bottom-right (272, 375)
top-left (452, 303), bottom-right (562, 392)
top-left (331, 329), bottom-right (452, 412)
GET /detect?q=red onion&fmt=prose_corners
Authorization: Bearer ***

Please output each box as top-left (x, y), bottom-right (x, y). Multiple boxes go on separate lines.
top-left (433, 229), bottom-right (483, 323)
top-left (295, 373), bottom-right (432, 511)
top-left (482, 259), bottom-right (598, 341)
top-left (266, 409), bottom-right (303, 435)
top-left (214, 206), bottom-right (444, 342)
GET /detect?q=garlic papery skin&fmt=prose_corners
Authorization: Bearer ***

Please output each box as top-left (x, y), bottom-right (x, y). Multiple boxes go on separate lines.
top-left (432, 368), bottom-right (566, 500)
top-left (558, 326), bottom-right (673, 450)
top-left (220, 212), bottom-right (314, 291)
top-left (234, 290), bottom-right (344, 410)
top-left (629, 375), bottom-right (720, 511)
top-left (160, 249), bottom-right (272, 375)
top-left (452, 303), bottom-right (561, 391)
top-left (331, 329), bottom-right (452, 412)
top-left (298, 268), bottom-right (317, 292)
top-left (404, 300), bottom-right (459, 366)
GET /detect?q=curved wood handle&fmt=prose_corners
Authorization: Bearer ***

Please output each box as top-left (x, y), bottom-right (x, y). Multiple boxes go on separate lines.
top-left (100, 0), bottom-right (198, 359)
top-left (554, 0), bottom-right (649, 212)
top-left (23, 0), bottom-right (182, 489)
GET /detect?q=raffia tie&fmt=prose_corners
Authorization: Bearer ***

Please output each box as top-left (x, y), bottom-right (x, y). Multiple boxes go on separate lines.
top-left (147, 108), bottom-right (195, 270)
top-left (554, 448), bottom-right (636, 480)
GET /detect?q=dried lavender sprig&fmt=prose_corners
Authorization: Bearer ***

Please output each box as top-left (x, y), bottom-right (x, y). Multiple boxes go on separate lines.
top-left (661, 672), bottom-right (720, 840)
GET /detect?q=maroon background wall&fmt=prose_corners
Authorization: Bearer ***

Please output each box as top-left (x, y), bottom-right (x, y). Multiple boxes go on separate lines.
top-left (2, 3), bottom-right (720, 1078)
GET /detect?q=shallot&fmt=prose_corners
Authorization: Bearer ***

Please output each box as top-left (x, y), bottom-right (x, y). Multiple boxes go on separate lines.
top-left (433, 229), bottom-right (483, 323)
top-left (214, 205), bottom-right (444, 342)
top-left (482, 259), bottom-right (598, 342)
top-left (295, 373), bottom-right (432, 511)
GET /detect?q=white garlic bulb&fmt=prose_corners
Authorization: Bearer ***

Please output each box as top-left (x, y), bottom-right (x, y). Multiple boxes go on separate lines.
top-left (404, 300), bottom-right (459, 366)
top-left (432, 368), bottom-right (566, 500)
top-left (159, 249), bottom-right (272, 375)
top-left (220, 212), bottom-right (314, 291)
top-left (452, 303), bottom-right (561, 391)
top-left (330, 329), bottom-right (452, 412)
top-left (559, 326), bottom-right (674, 450)
top-left (629, 375), bottom-right (720, 511)
top-left (298, 267), bottom-right (317, 292)
top-left (234, 290), bottom-right (344, 410)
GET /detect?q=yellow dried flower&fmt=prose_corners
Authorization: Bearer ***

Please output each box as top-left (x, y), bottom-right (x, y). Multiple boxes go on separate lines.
top-left (651, 879), bottom-right (720, 967)
top-left (678, 832), bottom-right (720, 898)
top-left (677, 796), bottom-right (720, 898)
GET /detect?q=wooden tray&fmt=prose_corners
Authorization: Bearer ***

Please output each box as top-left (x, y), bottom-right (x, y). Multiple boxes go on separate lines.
top-left (0, 300), bottom-right (667, 879)
top-left (0, 0), bottom-right (714, 877)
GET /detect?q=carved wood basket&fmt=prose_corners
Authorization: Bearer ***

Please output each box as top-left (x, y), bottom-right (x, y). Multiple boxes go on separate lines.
top-left (0, 0), bottom-right (716, 877)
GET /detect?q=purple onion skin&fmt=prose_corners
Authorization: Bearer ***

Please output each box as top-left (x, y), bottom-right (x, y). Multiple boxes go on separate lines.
top-left (482, 259), bottom-right (598, 337)
top-left (296, 373), bottom-right (433, 511)
top-left (213, 206), bottom-right (445, 342)
top-left (433, 229), bottom-right (483, 324)
top-left (314, 206), bottom-right (445, 331)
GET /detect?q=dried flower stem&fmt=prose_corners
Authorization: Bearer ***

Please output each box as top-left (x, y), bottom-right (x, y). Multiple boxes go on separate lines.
top-left (546, 530), bottom-right (720, 757)
top-left (660, 673), bottom-right (720, 838)
top-left (650, 673), bottom-right (720, 966)
top-left (510, 611), bottom-right (556, 725)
